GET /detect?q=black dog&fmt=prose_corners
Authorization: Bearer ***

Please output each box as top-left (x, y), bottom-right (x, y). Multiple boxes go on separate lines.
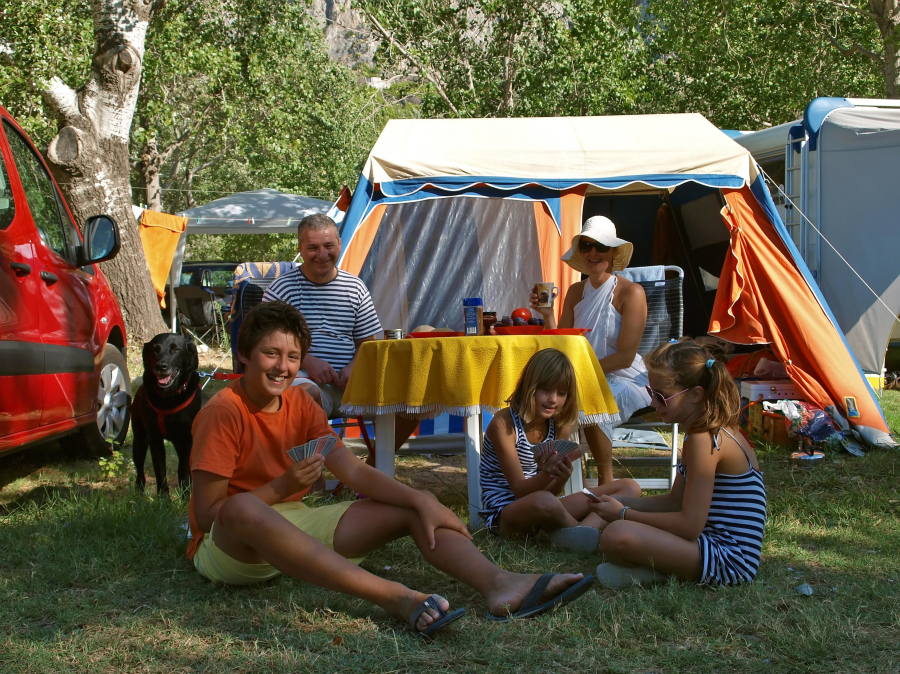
top-left (131, 334), bottom-right (202, 494)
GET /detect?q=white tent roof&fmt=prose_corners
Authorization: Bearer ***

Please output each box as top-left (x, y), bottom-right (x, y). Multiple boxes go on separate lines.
top-left (363, 114), bottom-right (759, 185)
top-left (176, 188), bottom-right (331, 234)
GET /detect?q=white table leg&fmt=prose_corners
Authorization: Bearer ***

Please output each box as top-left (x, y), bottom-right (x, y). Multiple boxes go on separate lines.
top-left (464, 413), bottom-right (482, 529)
top-left (375, 412), bottom-right (396, 479)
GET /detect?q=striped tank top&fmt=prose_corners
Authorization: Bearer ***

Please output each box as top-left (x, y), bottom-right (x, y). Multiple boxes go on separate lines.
top-left (678, 428), bottom-right (767, 585)
top-left (478, 408), bottom-right (556, 531)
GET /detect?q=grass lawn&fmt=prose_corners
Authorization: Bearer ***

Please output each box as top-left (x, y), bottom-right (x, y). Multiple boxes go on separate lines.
top-left (0, 386), bottom-right (898, 673)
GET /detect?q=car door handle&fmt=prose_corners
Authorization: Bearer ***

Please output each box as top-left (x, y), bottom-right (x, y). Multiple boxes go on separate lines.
top-left (40, 271), bottom-right (58, 285)
top-left (10, 262), bottom-right (32, 276)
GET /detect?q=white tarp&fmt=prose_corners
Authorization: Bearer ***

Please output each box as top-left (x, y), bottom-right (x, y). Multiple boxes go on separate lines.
top-left (818, 108), bottom-right (900, 374)
top-left (363, 114), bottom-right (759, 186)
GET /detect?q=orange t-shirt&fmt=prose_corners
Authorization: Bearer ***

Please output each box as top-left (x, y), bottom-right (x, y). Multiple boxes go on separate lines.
top-left (186, 380), bottom-right (343, 560)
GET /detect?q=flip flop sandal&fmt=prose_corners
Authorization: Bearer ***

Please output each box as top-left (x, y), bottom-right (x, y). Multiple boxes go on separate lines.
top-left (486, 573), bottom-right (596, 622)
top-left (409, 594), bottom-right (466, 637)
top-left (549, 526), bottom-right (600, 552)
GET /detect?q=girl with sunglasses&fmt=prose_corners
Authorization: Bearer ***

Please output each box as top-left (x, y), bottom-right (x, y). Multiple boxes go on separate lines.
top-left (530, 216), bottom-right (652, 486)
top-left (588, 340), bottom-right (767, 589)
top-left (478, 349), bottom-right (640, 551)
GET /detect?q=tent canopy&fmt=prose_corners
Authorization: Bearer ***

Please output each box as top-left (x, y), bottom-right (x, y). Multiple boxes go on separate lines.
top-left (176, 188), bottom-right (331, 234)
top-left (336, 113), bottom-right (894, 447)
top-left (364, 114), bottom-right (758, 189)
top-left (168, 188), bottom-right (331, 290)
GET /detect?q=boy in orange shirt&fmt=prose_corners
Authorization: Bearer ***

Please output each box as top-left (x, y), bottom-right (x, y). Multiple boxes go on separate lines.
top-left (187, 301), bottom-right (594, 636)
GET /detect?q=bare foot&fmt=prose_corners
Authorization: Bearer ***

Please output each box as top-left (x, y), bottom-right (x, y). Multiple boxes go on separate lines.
top-left (580, 511), bottom-right (608, 531)
top-left (487, 572), bottom-right (585, 618)
top-left (391, 591), bottom-right (451, 632)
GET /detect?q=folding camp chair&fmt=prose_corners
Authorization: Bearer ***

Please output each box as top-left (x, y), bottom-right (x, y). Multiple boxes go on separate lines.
top-left (615, 265), bottom-right (684, 489)
top-left (581, 266), bottom-right (684, 491)
top-left (174, 285), bottom-right (222, 348)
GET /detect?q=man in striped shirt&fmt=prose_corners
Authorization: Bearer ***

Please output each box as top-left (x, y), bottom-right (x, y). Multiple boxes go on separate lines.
top-left (262, 215), bottom-right (420, 458)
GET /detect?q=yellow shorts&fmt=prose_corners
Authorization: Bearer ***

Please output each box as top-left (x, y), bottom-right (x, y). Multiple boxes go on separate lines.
top-left (193, 500), bottom-right (365, 585)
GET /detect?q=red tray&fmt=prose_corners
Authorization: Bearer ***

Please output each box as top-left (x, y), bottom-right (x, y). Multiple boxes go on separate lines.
top-left (494, 325), bottom-right (545, 336)
top-left (407, 331), bottom-right (465, 338)
top-left (541, 328), bottom-right (592, 336)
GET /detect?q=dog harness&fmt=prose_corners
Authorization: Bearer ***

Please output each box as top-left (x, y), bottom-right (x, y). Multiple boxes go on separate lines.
top-left (145, 383), bottom-right (198, 438)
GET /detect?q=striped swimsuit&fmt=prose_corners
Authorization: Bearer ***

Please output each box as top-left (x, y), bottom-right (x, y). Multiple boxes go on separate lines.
top-left (479, 409), bottom-right (556, 532)
top-left (678, 428), bottom-right (767, 585)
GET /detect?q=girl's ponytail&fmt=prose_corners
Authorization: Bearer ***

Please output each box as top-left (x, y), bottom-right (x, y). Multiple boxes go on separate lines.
top-left (645, 339), bottom-right (740, 434)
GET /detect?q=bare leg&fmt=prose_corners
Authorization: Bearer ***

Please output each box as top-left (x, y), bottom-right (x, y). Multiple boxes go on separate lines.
top-left (212, 493), bottom-right (443, 631)
top-left (584, 425), bottom-right (614, 485)
top-left (600, 520), bottom-right (703, 581)
top-left (495, 491), bottom-right (581, 536)
top-left (333, 495), bottom-right (587, 617)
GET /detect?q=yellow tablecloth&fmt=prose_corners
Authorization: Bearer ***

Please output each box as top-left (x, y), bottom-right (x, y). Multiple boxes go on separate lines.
top-left (341, 335), bottom-right (619, 426)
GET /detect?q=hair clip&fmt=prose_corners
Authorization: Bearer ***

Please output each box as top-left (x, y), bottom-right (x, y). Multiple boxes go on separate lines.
top-left (706, 358), bottom-right (715, 369)
top-left (669, 338), bottom-right (678, 343)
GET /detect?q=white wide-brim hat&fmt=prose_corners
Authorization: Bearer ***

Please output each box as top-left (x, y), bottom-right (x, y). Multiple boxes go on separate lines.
top-left (561, 215), bottom-right (633, 274)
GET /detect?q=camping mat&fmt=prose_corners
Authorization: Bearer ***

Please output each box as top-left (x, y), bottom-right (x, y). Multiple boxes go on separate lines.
top-left (341, 334), bottom-right (619, 426)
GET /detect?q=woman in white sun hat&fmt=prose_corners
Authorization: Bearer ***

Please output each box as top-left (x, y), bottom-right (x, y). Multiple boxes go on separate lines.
top-left (530, 215), bottom-right (651, 485)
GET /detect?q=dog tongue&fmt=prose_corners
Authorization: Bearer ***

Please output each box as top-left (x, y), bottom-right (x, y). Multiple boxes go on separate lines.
top-left (157, 375), bottom-right (172, 385)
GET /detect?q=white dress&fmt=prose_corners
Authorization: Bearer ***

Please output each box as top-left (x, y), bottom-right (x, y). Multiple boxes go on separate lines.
top-left (573, 275), bottom-right (651, 439)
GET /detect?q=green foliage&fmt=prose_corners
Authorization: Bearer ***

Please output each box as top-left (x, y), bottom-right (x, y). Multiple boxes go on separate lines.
top-left (0, 0), bottom-right (93, 144)
top-left (643, 0), bottom-right (886, 128)
top-left (97, 449), bottom-right (132, 480)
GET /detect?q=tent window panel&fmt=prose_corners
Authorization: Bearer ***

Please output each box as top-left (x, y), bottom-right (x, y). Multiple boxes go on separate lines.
top-left (359, 198), bottom-right (542, 332)
top-left (582, 194), bottom-right (665, 269)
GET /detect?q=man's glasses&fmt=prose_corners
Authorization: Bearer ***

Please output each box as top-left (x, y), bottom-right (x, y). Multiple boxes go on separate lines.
top-left (578, 239), bottom-right (612, 254)
top-left (645, 385), bottom-right (688, 407)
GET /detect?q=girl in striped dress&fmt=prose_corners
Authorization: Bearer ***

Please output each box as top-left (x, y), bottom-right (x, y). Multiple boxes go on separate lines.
top-left (479, 349), bottom-right (640, 552)
top-left (591, 340), bottom-right (767, 588)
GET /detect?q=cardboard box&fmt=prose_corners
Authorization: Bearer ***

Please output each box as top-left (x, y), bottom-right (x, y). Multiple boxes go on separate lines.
top-left (739, 379), bottom-right (804, 402)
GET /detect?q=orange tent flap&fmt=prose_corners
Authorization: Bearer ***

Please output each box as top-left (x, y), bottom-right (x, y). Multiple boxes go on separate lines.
top-left (138, 211), bottom-right (187, 308)
top-left (341, 204), bottom-right (386, 277)
top-left (712, 187), bottom-right (887, 433)
top-left (555, 187), bottom-right (586, 321)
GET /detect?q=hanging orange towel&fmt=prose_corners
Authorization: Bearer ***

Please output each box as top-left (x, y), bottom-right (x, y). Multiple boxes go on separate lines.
top-left (138, 210), bottom-right (187, 309)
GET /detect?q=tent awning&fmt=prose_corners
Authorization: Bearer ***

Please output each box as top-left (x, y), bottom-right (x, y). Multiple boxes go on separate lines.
top-left (176, 188), bottom-right (331, 234)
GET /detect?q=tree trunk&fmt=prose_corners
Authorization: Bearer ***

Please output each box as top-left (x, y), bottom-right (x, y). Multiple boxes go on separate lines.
top-left (870, 0), bottom-right (900, 98)
top-left (139, 138), bottom-right (164, 212)
top-left (41, 0), bottom-right (167, 344)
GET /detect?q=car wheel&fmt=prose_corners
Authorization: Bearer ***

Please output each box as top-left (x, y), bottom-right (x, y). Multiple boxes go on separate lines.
top-left (61, 344), bottom-right (131, 457)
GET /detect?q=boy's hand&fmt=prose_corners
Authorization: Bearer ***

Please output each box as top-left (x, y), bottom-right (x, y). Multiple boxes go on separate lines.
top-left (281, 455), bottom-right (325, 495)
top-left (590, 494), bottom-right (624, 522)
top-left (415, 492), bottom-right (473, 549)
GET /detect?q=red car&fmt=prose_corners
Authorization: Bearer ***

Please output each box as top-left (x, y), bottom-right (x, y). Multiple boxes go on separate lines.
top-left (0, 106), bottom-right (130, 456)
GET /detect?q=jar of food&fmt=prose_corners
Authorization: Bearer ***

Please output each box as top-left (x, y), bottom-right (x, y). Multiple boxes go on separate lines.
top-left (462, 297), bottom-right (484, 336)
top-left (482, 311), bottom-right (497, 335)
top-left (384, 329), bottom-right (405, 340)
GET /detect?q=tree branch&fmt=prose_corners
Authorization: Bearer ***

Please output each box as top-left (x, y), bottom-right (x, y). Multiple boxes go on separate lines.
top-left (41, 77), bottom-right (82, 124)
top-left (830, 34), bottom-right (885, 62)
top-left (822, 0), bottom-right (880, 20)
top-left (366, 13), bottom-right (461, 116)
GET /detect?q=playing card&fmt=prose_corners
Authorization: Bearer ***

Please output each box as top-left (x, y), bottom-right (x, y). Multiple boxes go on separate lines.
top-left (287, 447), bottom-right (301, 462)
top-left (322, 436), bottom-right (338, 457)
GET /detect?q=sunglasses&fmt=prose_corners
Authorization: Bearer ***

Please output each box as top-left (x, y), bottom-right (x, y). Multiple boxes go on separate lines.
top-left (645, 385), bottom-right (689, 407)
top-left (578, 239), bottom-right (612, 254)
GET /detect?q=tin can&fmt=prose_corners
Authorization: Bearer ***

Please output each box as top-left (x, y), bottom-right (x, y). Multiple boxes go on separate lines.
top-left (384, 329), bottom-right (405, 340)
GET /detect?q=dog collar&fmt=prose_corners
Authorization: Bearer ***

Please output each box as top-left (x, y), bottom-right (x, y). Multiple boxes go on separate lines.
top-left (146, 388), bottom-right (198, 438)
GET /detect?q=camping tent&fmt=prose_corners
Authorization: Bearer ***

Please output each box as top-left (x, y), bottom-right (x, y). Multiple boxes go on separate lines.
top-left (172, 188), bottom-right (332, 285)
top-left (335, 114), bottom-right (895, 447)
top-left (730, 98), bottom-right (900, 379)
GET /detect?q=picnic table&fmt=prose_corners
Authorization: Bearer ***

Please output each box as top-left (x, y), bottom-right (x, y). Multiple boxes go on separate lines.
top-left (340, 334), bottom-right (619, 527)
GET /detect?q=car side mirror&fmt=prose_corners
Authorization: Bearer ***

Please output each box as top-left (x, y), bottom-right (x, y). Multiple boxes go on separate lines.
top-left (79, 215), bottom-right (121, 265)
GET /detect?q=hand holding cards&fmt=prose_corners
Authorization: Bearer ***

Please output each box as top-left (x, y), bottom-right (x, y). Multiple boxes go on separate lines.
top-left (288, 435), bottom-right (338, 462)
top-left (530, 439), bottom-right (581, 464)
